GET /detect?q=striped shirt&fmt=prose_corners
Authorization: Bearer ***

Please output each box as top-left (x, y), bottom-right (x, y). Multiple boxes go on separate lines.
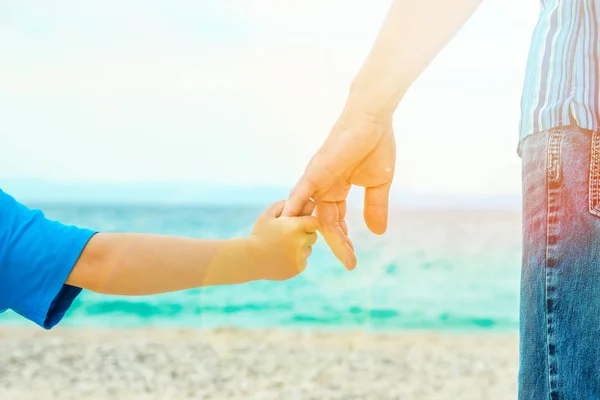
top-left (519, 0), bottom-right (599, 155)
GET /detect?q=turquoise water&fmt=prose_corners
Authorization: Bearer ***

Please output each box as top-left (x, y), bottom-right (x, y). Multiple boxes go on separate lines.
top-left (1, 204), bottom-right (522, 331)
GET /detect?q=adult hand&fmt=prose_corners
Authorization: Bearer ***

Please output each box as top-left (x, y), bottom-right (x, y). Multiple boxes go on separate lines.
top-left (281, 105), bottom-right (396, 270)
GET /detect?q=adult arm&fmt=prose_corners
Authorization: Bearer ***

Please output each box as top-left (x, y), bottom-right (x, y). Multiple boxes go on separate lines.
top-left (283, 0), bottom-right (484, 270)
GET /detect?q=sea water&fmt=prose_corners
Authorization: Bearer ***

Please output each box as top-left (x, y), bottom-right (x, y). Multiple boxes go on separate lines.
top-left (0, 204), bottom-right (522, 331)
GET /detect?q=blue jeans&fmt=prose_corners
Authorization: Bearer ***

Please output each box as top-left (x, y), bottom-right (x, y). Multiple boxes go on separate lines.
top-left (520, 124), bottom-right (600, 399)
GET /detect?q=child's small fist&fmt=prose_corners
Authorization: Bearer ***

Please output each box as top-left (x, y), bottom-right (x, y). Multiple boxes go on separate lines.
top-left (249, 200), bottom-right (318, 281)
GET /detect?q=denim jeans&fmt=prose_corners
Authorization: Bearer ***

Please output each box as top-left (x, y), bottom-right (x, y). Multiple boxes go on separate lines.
top-left (520, 124), bottom-right (600, 399)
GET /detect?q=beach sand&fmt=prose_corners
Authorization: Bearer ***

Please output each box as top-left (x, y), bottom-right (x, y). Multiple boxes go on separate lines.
top-left (0, 327), bottom-right (518, 400)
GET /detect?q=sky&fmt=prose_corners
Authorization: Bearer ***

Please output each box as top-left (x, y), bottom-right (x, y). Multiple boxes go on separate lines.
top-left (0, 0), bottom-right (539, 197)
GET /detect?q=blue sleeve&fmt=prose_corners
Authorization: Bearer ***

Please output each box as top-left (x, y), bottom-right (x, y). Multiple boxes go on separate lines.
top-left (0, 189), bottom-right (96, 329)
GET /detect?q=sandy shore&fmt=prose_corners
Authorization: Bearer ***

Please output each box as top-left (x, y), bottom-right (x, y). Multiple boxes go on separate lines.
top-left (0, 327), bottom-right (518, 400)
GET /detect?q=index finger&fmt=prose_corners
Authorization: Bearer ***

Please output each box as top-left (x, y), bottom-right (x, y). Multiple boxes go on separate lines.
top-left (282, 153), bottom-right (336, 217)
top-left (282, 179), bottom-right (314, 218)
top-left (299, 197), bottom-right (316, 217)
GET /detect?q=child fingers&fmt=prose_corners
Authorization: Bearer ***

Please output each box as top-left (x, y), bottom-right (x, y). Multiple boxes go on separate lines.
top-left (303, 246), bottom-right (313, 260)
top-left (304, 232), bottom-right (318, 247)
top-left (260, 200), bottom-right (287, 219)
top-left (297, 216), bottom-right (319, 233)
top-left (296, 246), bottom-right (313, 267)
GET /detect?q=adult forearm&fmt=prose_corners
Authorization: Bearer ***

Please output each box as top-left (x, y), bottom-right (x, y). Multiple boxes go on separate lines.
top-left (348, 0), bottom-right (483, 117)
top-left (66, 233), bottom-right (258, 295)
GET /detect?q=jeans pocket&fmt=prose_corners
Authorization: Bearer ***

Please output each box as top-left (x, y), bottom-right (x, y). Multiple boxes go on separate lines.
top-left (589, 131), bottom-right (600, 217)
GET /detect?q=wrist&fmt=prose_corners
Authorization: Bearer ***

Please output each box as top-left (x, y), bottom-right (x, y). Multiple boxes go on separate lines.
top-left (336, 92), bottom-right (395, 135)
top-left (344, 83), bottom-right (401, 123)
top-left (203, 238), bottom-right (263, 286)
top-left (244, 236), bottom-right (269, 281)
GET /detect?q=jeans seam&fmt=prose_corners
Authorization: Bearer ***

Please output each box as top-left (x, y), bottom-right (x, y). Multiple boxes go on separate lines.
top-left (547, 127), bottom-right (562, 181)
top-left (546, 127), bottom-right (562, 400)
top-left (590, 131), bottom-right (600, 217)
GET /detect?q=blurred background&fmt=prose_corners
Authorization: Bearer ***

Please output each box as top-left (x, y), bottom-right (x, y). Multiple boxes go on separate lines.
top-left (0, 1), bottom-right (535, 399)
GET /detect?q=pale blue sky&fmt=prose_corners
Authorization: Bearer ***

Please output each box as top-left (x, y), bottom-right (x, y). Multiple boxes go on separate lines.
top-left (0, 0), bottom-right (538, 196)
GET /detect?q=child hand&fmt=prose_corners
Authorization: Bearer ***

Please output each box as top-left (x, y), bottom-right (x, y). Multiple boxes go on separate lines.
top-left (249, 200), bottom-right (318, 281)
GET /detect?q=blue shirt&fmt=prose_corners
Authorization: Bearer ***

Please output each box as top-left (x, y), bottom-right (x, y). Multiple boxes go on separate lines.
top-left (0, 189), bottom-right (96, 329)
top-left (519, 0), bottom-right (600, 155)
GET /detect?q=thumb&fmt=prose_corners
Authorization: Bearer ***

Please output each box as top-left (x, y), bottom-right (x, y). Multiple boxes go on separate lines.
top-left (260, 200), bottom-right (287, 219)
top-left (298, 215), bottom-right (319, 233)
top-left (364, 182), bottom-right (391, 235)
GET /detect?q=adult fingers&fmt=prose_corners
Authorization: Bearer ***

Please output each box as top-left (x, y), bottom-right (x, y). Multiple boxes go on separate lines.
top-left (282, 149), bottom-right (340, 217)
top-left (299, 198), bottom-right (316, 216)
top-left (282, 178), bottom-right (314, 218)
top-left (316, 202), bottom-right (357, 270)
top-left (336, 200), bottom-right (354, 251)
